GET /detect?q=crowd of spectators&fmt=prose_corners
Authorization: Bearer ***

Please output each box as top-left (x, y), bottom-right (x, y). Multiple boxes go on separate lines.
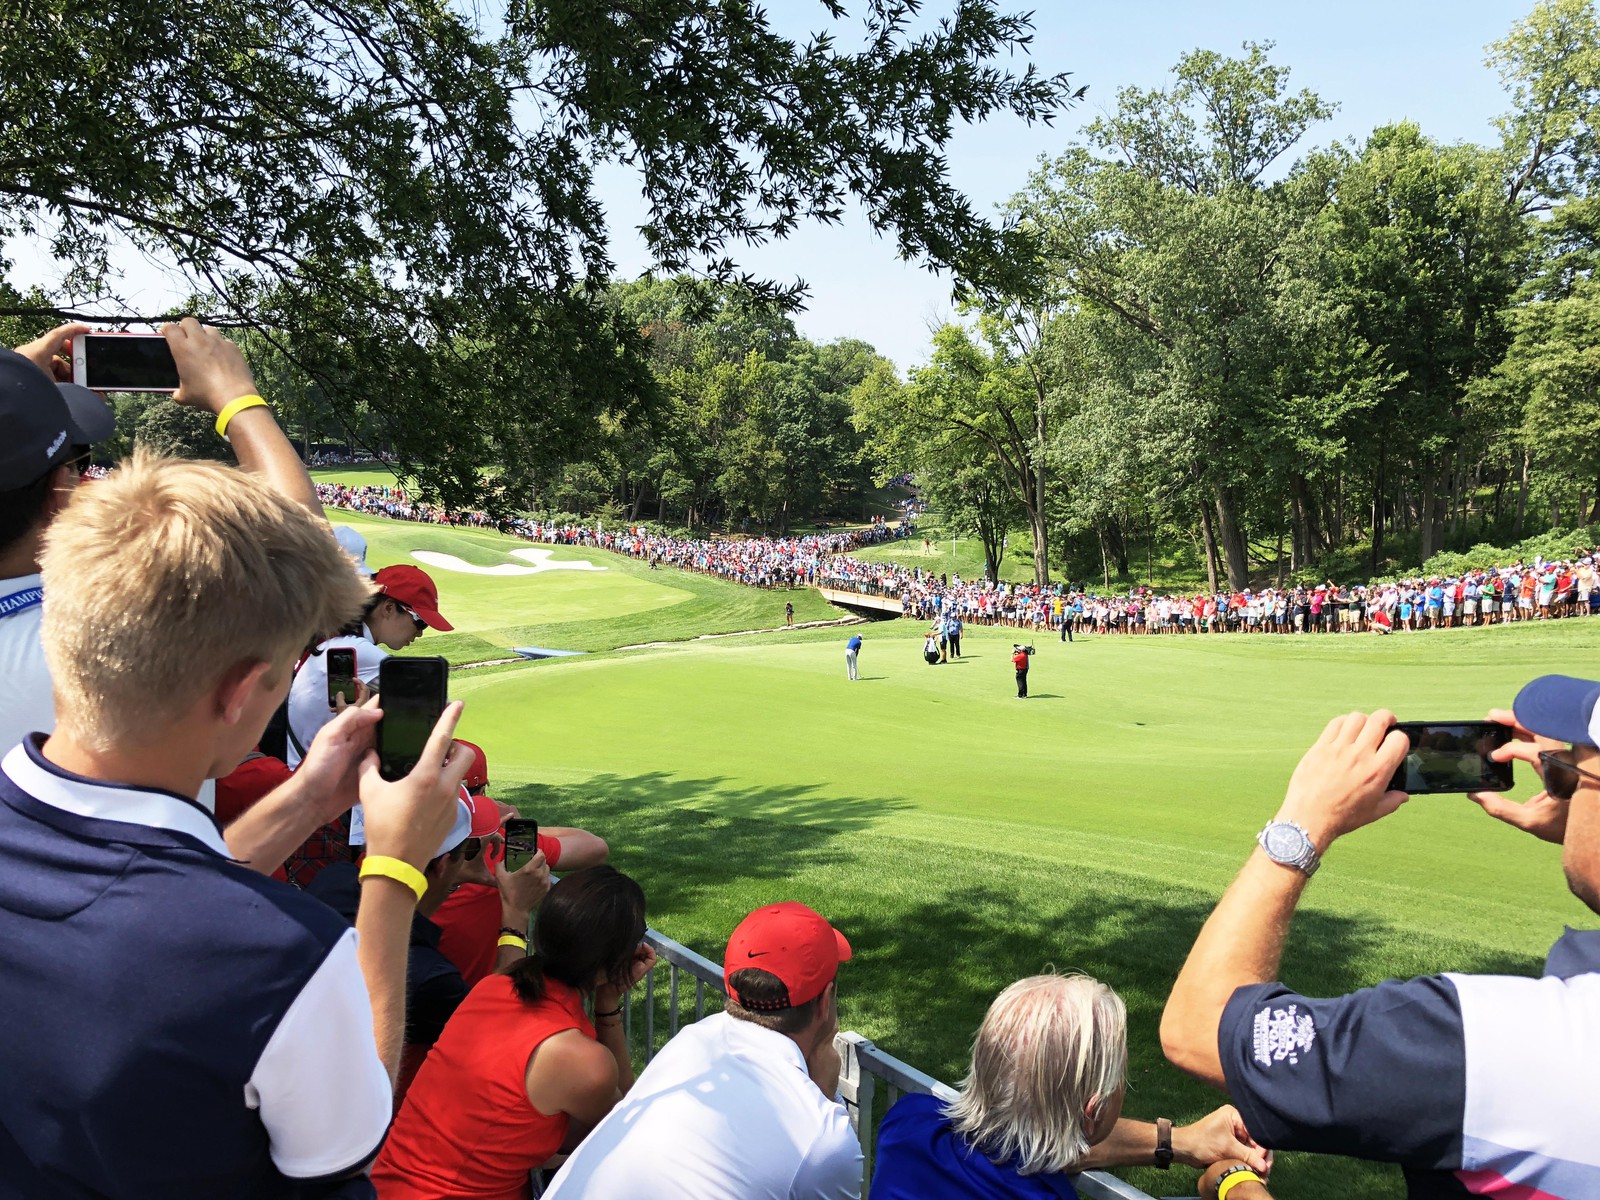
top-left (316, 480), bottom-right (910, 588)
top-left (319, 480), bottom-right (1598, 645)
top-left (0, 320), bottom-right (1595, 1200)
top-left (822, 561), bottom-right (1600, 637)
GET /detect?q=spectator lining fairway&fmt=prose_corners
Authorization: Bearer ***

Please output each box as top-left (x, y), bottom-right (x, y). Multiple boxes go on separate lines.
top-left (349, 511), bottom-right (1595, 1199)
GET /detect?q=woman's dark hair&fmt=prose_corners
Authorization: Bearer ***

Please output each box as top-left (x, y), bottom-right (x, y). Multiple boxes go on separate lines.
top-left (507, 866), bottom-right (647, 1004)
top-left (333, 593), bottom-right (387, 640)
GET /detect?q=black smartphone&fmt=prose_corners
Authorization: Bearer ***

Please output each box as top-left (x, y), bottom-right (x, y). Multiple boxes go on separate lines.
top-left (377, 656), bottom-right (449, 782)
top-left (326, 648), bottom-right (358, 710)
top-left (72, 333), bottom-right (180, 392)
top-left (1391, 722), bottom-right (1515, 794)
top-left (502, 818), bottom-right (540, 873)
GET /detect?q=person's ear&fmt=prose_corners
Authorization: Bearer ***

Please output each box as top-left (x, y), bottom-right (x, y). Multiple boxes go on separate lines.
top-left (1083, 1092), bottom-right (1101, 1127)
top-left (214, 659), bottom-right (275, 726)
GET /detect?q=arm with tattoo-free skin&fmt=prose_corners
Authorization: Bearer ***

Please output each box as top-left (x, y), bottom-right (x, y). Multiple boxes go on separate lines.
top-left (1079, 1108), bottom-right (1269, 1175)
top-left (1161, 711), bottom-right (1410, 1087)
top-left (163, 318), bottom-right (322, 515)
top-left (354, 701), bottom-right (472, 1082)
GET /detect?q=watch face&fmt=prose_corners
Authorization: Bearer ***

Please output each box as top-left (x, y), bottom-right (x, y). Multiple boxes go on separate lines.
top-left (1264, 823), bottom-right (1308, 859)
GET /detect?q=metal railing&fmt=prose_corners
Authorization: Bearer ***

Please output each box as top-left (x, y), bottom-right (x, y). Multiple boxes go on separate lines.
top-left (624, 928), bottom-right (1156, 1200)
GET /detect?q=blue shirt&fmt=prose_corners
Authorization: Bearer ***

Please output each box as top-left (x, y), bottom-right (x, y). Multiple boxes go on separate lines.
top-left (1220, 928), bottom-right (1600, 1198)
top-left (870, 1092), bottom-right (1079, 1200)
top-left (847, 635), bottom-right (863, 652)
top-left (0, 736), bottom-right (390, 1199)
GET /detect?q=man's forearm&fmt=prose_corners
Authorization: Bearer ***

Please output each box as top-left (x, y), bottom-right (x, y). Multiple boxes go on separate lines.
top-left (222, 774), bottom-right (324, 874)
top-left (224, 406), bottom-right (322, 515)
top-left (356, 878), bottom-right (420, 1085)
top-left (1161, 851), bottom-right (1307, 1087)
top-left (1075, 1119), bottom-right (1161, 1171)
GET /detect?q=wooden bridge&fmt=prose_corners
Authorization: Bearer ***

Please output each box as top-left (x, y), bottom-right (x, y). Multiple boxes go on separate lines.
top-left (817, 586), bottom-right (904, 616)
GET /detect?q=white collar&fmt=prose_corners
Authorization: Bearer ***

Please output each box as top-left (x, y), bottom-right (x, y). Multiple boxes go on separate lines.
top-left (0, 573), bottom-right (42, 593)
top-left (719, 1011), bottom-right (811, 1076)
top-left (3, 738), bottom-right (230, 857)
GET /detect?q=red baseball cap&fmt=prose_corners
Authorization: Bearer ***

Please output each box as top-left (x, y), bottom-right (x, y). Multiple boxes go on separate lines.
top-left (456, 739), bottom-right (490, 791)
top-left (374, 564), bottom-right (453, 631)
top-left (463, 787), bottom-right (501, 839)
top-left (724, 902), bottom-right (852, 1010)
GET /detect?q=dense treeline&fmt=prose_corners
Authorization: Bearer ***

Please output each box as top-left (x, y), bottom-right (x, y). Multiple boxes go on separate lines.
top-left (854, 0), bottom-right (1600, 588)
top-left (544, 278), bottom-right (888, 533)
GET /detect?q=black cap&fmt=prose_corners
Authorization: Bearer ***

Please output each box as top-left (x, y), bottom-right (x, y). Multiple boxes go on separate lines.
top-left (0, 349), bottom-right (115, 490)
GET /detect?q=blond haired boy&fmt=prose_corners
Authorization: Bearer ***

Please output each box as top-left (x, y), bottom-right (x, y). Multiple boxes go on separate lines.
top-left (0, 452), bottom-right (468, 1197)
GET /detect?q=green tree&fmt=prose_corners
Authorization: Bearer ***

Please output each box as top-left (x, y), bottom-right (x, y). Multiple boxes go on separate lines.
top-left (0, 1), bottom-right (1078, 511)
top-left (1016, 44), bottom-right (1339, 588)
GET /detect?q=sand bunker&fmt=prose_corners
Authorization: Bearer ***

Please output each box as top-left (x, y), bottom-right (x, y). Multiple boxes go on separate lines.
top-left (410, 547), bottom-right (609, 576)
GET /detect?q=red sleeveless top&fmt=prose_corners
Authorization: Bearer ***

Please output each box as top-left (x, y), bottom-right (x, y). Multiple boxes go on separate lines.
top-left (371, 974), bottom-right (594, 1200)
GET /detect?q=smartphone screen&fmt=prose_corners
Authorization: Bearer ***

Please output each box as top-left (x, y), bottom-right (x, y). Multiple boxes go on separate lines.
top-left (1391, 722), bottom-right (1515, 794)
top-left (502, 819), bottom-right (539, 874)
top-left (377, 656), bottom-right (448, 782)
top-left (326, 648), bottom-right (358, 710)
top-left (76, 334), bottom-right (180, 392)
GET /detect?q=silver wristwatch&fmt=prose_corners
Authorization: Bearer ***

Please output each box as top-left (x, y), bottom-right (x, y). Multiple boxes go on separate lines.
top-left (1257, 820), bottom-right (1320, 877)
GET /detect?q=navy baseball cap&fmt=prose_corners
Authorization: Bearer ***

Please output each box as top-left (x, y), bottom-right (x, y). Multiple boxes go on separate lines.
top-left (0, 349), bottom-right (115, 490)
top-left (1513, 675), bottom-right (1600, 748)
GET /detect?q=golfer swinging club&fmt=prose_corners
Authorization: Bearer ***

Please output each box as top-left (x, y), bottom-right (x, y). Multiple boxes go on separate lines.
top-left (1012, 644), bottom-right (1032, 699)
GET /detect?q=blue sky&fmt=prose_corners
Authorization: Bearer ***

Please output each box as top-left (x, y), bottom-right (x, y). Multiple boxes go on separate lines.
top-left (592, 0), bottom-right (1534, 370)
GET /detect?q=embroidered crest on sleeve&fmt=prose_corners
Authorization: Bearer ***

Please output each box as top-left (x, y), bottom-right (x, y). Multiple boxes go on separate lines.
top-left (1252, 1004), bottom-right (1317, 1068)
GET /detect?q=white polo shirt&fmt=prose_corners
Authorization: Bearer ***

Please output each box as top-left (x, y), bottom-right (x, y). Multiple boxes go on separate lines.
top-left (544, 1011), bottom-right (862, 1200)
top-left (0, 574), bottom-right (51, 753)
top-left (285, 629), bottom-right (388, 767)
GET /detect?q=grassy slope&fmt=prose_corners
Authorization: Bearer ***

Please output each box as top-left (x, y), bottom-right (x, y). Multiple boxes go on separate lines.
top-left (447, 616), bottom-right (1598, 1200)
top-left (328, 509), bottom-right (842, 662)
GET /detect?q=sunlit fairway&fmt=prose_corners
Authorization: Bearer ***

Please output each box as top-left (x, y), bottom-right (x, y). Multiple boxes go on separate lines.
top-left (351, 513), bottom-right (1595, 1200)
top-left (328, 509), bottom-right (840, 661)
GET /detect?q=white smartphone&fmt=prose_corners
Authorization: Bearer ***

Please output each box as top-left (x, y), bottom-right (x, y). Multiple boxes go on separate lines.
top-left (72, 332), bottom-right (180, 392)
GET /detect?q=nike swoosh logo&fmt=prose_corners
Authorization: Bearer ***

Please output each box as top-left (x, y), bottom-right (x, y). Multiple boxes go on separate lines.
top-left (747, 950), bottom-right (770, 958)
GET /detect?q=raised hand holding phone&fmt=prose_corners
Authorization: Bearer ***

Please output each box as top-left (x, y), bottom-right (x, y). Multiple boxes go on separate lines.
top-left (326, 647), bottom-right (359, 711)
top-left (358, 699), bottom-right (471, 871)
top-left (160, 318), bottom-right (258, 414)
top-left (377, 656), bottom-right (449, 781)
top-left (1469, 708), bottom-right (1571, 844)
top-left (1276, 710), bottom-right (1411, 851)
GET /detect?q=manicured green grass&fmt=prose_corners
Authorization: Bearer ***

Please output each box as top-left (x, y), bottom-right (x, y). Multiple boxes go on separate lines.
top-left (329, 510), bottom-right (843, 663)
top-left (446, 615), bottom-right (1598, 1200)
top-left (310, 462), bottom-right (404, 489)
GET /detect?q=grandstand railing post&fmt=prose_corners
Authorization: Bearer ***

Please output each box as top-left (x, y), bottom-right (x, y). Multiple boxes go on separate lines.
top-left (643, 965), bottom-right (656, 1061)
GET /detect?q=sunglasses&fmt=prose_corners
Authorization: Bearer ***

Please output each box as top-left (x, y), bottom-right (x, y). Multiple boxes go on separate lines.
top-left (394, 601), bottom-right (428, 632)
top-left (448, 837), bottom-right (483, 863)
top-left (1538, 750), bottom-right (1600, 801)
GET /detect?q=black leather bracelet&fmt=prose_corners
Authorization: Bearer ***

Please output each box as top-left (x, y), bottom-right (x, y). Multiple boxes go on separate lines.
top-left (593, 1005), bottom-right (624, 1019)
top-left (499, 926), bottom-right (526, 939)
top-left (1154, 1117), bottom-right (1174, 1169)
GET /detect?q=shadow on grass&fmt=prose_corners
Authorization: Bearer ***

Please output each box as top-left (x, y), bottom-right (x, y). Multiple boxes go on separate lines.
top-left (500, 770), bottom-right (910, 924)
top-left (501, 771), bottom-right (1544, 1200)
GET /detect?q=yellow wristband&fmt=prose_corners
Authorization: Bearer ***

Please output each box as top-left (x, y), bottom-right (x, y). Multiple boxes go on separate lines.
top-left (1216, 1169), bottom-right (1263, 1200)
top-left (215, 394), bottom-right (268, 438)
top-left (497, 934), bottom-right (529, 951)
top-left (358, 855), bottom-right (428, 902)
